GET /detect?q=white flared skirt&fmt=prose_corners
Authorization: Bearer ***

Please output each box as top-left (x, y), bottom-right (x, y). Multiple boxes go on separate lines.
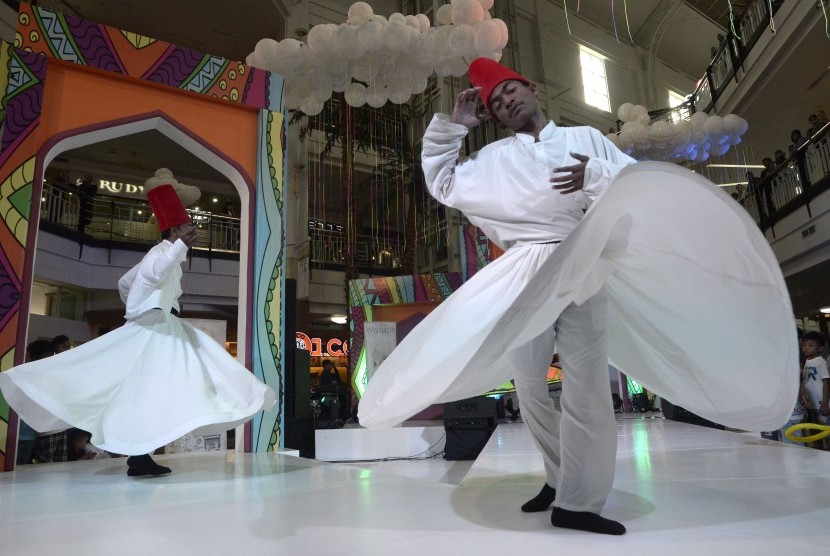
top-left (358, 162), bottom-right (799, 432)
top-left (0, 310), bottom-right (275, 455)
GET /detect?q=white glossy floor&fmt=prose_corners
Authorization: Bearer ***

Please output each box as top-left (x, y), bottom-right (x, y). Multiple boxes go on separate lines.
top-left (2, 416), bottom-right (829, 555)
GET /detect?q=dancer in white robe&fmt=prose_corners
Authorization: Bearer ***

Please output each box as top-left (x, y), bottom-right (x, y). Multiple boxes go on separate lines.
top-left (359, 59), bottom-right (798, 535)
top-left (0, 180), bottom-right (275, 476)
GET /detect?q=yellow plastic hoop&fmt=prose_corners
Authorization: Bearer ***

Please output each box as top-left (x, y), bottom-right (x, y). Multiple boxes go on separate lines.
top-left (784, 423), bottom-right (830, 443)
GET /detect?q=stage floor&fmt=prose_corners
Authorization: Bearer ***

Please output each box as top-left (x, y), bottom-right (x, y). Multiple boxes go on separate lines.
top-left (2, 416), bottom-right (829, 555)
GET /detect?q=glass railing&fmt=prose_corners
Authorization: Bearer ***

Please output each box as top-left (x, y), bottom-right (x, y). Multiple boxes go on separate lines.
top-left (39, 182), bottom-right (241, 253)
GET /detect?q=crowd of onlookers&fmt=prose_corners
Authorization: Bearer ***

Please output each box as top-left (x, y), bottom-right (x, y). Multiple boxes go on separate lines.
top-left (754, 110), bottom-right (828, 182)
top-left (737, 110), bottom-right (828, 211)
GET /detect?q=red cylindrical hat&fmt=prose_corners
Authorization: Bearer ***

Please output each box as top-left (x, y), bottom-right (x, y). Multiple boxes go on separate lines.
top-left (468, 58), bottom-right (530, 111)
top-left (147, 183), bottom-right (190, 232)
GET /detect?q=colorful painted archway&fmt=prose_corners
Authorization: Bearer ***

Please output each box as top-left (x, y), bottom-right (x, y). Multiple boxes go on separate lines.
top-left (0, 4), bottom-right (286, 469)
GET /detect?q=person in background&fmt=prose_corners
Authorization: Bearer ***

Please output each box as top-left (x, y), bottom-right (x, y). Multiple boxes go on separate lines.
top-left (52, 335), bottom-right (70, 354)
top-left (0, 178), bottom-right (275, 477)
top-left (790, 129), bottom-right (806, 151)
top-left (800, 331), bottom-right (830, 449)
top-left (15, 340), bottom-right (55, 464)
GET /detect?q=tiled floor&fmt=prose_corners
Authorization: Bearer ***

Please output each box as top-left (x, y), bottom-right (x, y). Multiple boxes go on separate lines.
top-left (1, 416), bottom-right (829, 555)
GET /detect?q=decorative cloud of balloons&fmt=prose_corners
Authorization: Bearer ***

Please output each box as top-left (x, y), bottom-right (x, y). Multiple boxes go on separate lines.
top-left (246, 0), bottom-right (509, 115)
top-left (608, 103), bottom-right (749, 163)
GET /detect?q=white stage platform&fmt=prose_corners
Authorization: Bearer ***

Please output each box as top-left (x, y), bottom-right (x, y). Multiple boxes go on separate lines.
top-left (2, 416), bottom-right (830, 555)
top-left (315, 420), bottom-right (446, 461)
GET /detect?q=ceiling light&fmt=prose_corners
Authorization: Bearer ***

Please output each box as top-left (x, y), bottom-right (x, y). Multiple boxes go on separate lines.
top-left (821, 307), bottom-right (830, 314)
top-left (213, 197), bottom-right (218, 203)
top-left (716, 181), bottom-right (749, 187)
top-left (707, 164), bottom-right (765, 169)
top-left (330, 315), bottom-right (347, 324)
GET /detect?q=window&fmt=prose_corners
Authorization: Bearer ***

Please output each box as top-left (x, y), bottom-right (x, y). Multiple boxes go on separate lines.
top-left (668, 90), bottom-right (689, 124)
top-left (579, 47), bottom-right (610, 112)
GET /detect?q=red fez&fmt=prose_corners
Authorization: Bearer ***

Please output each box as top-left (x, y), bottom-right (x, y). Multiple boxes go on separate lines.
top-left (468, 58), bottom-right (530, 111)
top-left (147, 184), bottom-right (190, 232)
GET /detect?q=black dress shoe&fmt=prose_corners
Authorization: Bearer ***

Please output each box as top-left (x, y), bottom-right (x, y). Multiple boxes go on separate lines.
top-left (126, 454), bottom-right (171, 476)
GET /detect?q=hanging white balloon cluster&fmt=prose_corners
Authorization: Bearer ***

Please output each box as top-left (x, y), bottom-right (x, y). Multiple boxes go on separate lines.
top-left (245, 1), bottom-right (508, 115)
top-left (608, 103), bottom-right (749, 164)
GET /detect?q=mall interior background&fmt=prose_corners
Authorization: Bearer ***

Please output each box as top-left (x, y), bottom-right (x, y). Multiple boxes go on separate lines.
top-left (0, 0), bottom-right (827, 459)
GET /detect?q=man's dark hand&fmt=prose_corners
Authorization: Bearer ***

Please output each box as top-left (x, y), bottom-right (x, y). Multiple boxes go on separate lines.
top-left (451, 87), bottom-right (485, 129)
top-left (177, 224), bottom-right (198, 247)
top-left (551, 152), bottom-right (590, 194)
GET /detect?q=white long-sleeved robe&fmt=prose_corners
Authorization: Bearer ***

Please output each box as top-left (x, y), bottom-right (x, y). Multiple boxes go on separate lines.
top-left (359, 114), bottom-right (798, 435)
top-left (0, 239), bottom-right (275, 456)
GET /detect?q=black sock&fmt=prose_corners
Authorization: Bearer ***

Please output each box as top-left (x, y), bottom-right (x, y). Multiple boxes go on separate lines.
top-left (551, 507), bottom-right (626, 535)
top-left (127, 454), bottom-right (171, 476)
top-left (521, 483), bottom-right (556, 512)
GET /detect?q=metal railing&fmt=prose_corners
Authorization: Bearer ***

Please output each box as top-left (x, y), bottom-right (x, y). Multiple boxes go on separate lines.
top-left (741, 125), bottom-right (830, 230)
top-left (308, 228), bottom-right (404, 271)
top-left (39, 182), bottom-right (241, 253)
top-left (691, 0), bottom-right (783, 114)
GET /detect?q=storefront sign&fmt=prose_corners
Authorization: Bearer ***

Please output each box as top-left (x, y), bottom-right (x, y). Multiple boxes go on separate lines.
top-left (97, 180), bottom-right (145, 195)
top-left (296, 332), bottom-right (349, 357)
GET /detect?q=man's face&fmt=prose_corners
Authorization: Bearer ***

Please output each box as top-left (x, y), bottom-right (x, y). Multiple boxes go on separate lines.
top-left (802, 339), bottom-right (822, 359)
top-left (488, 80), bottom-right (537, 130)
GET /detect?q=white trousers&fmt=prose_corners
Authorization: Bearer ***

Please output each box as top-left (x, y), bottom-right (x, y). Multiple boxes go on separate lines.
top-left (509, 288), bottom-right (616, 513)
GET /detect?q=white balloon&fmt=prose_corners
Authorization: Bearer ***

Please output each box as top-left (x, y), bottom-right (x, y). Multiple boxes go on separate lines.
top-left (245, 51), bottom-right (262, 69)
top-left (474, 20), bottom-right (501, 52)
top-left (631, 105), bottom-right (649, 121)
top-left (629, 122), bottom-right (649, 144)
top-left (617, 102), bottom-right (634, 122)
top-left (348, 2), bottom-right (373, 26)
top-left (331, 72), bottom-right (351, 92)
top-left (344, 82), bottom-right (366, 106)
top-left (714, 143), bottom-right (730, 156)
top-left (436, 4), bottom-right (453, 25)
top-left (452, 0), bottom-right (485, 26)
top-left (737, 117), bottom-right (749, 136)
top-left (416, 14), bottom-right (431, 32)
top-left (358, 20), bottom-right (385, 52)
top-left (618, 130), bottom-right (634, 150)
top-left (389, 13), bottom-right (407, 26)
top-left (722, 113), bottom-right (743, 136)
top-left (308, 24), bottom-right (336, 54)
top-left (450, 56), bottom-right (470, 77)
top-left (649, 120), bottom-right (675, 143)
top-left (335, 24), bottom-right (359, 53)
top-left (493, 18), bottom-right (509, 50)
top-left (366, 90), bottom-right (387, 108)
top-left (703, 114), bottom-right (725, 137)
top-left (300, 98), bottom-right (326, 116)
top-left (690, 111), bottom-right (708, 131)
top-left (385, 22), bottom-right (411, 51)
top-left (449, 24), bottom-right (476, 57)
top-left (388, 87), bottom-right (411, 104)
top-left (479, 0), bottom-right (495, 10)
